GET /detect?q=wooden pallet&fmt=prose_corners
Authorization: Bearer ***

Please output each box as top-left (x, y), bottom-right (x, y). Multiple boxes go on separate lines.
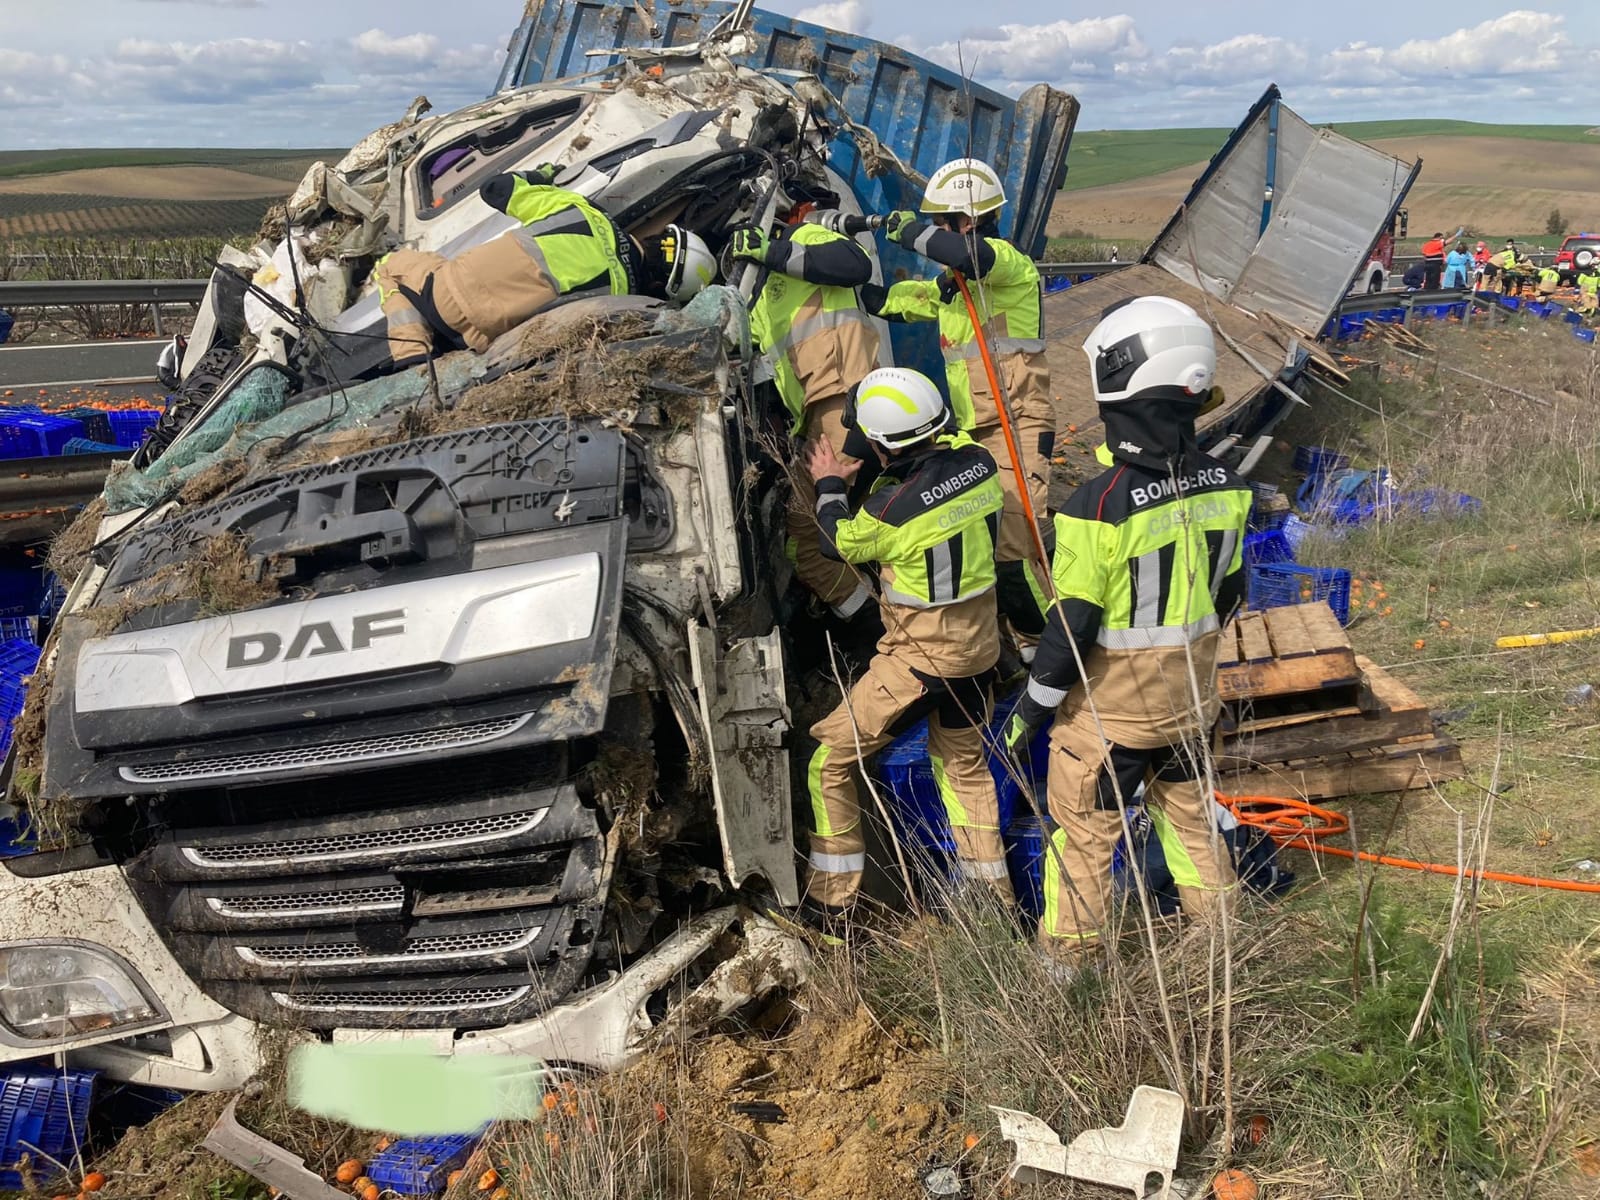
top-left (1221, 733), bottom-right (1464, 800)
top-left (1220, 656), bottom-right (1433, 768)
top-left (1216, 604), bottom-right (1359, 701)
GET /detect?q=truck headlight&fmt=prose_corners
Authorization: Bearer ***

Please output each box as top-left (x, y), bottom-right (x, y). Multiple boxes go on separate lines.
top-left (0, 943), bottom-right (163, 1042)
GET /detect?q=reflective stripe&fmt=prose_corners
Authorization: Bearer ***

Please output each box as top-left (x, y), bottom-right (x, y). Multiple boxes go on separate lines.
top-left (1042, 826), bottom-right (1099, 942)
top-left (929, 753), bottom-right (968, 827)
top-left (1133, 549), bottom-right (1163, 627)
top-left (511, 227), bottom-right (554, 279)
top-left (926, 539), bottom-right (955, 603)
top-left (1149, 809), bottom-right (1204, 890)
top-left (766, 306), bottom-right (876, 359)
top-left (1095, 613), bottom-right (1221, 650)
top-left (832, 582), bottom-right (872, 620)
top-left (808, 745), bottom-right (838, 837)
top-left (942, 336), bottom-right (1046, 362)
top-left (1210, 528), bottom-right (1240, 601)
top-left (809, 850), bottom-right (866, 874)
top-left (816, 492), bottom-right (846, 515)
top-left (882, 581), bottom-right (992, 610)
top-left (1027, 677), bottom-right (1067, 710)
top-left (786, 241), bottom-right (808, 278)
top-left (958, 858), bottom-right (1011, 880)
top-left (1019, 644), bottom-right (1036, 665)
top-left (912, 226), bottom-right (940, 257)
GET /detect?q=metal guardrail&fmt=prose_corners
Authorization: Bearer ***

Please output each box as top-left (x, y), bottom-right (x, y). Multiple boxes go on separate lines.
top-left (0, 279), bottom-right (209, 306)
top-left (1036, 261), bottom-right (1128, 277)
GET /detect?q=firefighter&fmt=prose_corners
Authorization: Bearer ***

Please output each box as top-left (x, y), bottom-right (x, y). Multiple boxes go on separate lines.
top-left (376, 164), bottom-right (717, 363)
top-left (1577, 267), bottom-right (1599, 315)
top-left (1537, 262), bottom-right (1562, 299)
top-left (1003, 296), bottom-right (1251, 967)
top-left (862, 159), bottom-right (1055, 665)
top-left (803, 366), bottom-right (1014, 917)
top-left (731, 203), bottom-right (886, 622)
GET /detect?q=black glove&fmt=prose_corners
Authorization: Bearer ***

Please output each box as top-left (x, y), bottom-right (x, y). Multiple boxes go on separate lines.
top-left (730, 225), bottom-right (769, 264)
top-left (884, 209), bottom-right (919, 246)
top-left (1002, 693), bottom-right (1054, 776)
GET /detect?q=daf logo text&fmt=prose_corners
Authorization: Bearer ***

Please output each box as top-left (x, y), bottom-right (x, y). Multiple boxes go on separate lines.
top-left (226, 609), bottom-right (408, 669)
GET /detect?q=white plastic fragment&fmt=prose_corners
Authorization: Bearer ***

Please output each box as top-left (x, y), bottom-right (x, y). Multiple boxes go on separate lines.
top-left (990, 1085), bottom-right (1185, 1198)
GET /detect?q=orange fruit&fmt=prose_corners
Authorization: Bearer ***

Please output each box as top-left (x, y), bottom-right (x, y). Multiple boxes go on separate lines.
top-left (1382, 606), bottom-right (1393, 616)
top-left (352, 1180), bottom-right (374, 1196)
top-left (1437, 618), bottom-right (1451, 629)
top-left (544, 1131), bottom-right (562, 1153)
top-left (1211, 1168), bottom-right (1258, 1200)
top-left (335, 1163), bottom-right (364, 1185)
top-left (447, 1171), bottom-right (465, 1189)
top-left (963, 1133), bottom-right (980, 1151)
top-left (542, 1092), bottom-right (559, 1112)
top-left (490, 1191), bottom-right (509, 1200)
top-left (360, 1188), bottom-right (378, 1200)
top-left (1413, 638), bottom-right (1426, 650)
top-left (81, 1176), bottom-right (107, 1194)
top-left (653, 1101), bottom-right (668, 1124)
top-left (477, 1170), bottom-right (499, 1192)
top-left (561, 1100), bottom-right (579, 1118)
top-left (1247, 1114), bottom-right (1270, 1146)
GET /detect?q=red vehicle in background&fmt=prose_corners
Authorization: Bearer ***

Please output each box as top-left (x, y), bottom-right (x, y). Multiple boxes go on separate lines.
top-left (1553, 233), bottom-right (1600, 284)
top-left (1355, 207), bottom-right (1408, 293)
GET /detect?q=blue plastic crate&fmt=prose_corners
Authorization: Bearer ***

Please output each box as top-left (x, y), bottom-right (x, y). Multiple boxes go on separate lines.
top-left (0, 1067), bottom-right (100, 1188)
top-left (0, 570), bottom-right (43, 619)
top-left (1399, 489), bottom-right (1482, 519)
top-left (0, 816), bottom-right (33, 859)
top-left (1244, 529), bottom-right (1294, 567)
top-left (1499, 295), bottom-right (1522, 311)
top-left (1291, 445), bottom-right (1350, 476)
top-left (63, 409), bottom-right (115, 444)
top-left (62, 438), bottom-right (128, 455)
top-left (366, 1132), bottom-right (481, 1196)
top-left (1564, 310), bottom-right (1583, 325)
top-left (0, 617), bottom-right (33, 644)
top-left (0, 638), bottom-right (40, 676)
top-left (1577, 327), bottom-right (1597, 344)
top-left (107, 408), bottom-right (162, 448)
top-left (1247, 564), bottom-right (1352, 626)
top-left (0, 413), bottom-right (85, 460)
top-left (1004, 817), bottom-right (1049, 919)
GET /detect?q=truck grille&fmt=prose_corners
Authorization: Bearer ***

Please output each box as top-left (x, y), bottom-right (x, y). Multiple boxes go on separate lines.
top-left (128, 767), bottom-right (609, 1030)
top-left (119, 713), bottom-right (534, 783)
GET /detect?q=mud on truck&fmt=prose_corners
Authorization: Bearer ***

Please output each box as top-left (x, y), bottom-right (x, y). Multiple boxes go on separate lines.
top-left (0, 3), bottom-right (1074, 1091)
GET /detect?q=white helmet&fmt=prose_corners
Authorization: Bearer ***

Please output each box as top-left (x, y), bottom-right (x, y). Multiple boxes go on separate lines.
top-left (661, 225), bottom-right (718, 303)
top-left (920, 158), bottom-right (1006, 219)
top-left (851, 367), bottom-right (949, 449)
top-left (1083, 296), bottom-right (1215, 405)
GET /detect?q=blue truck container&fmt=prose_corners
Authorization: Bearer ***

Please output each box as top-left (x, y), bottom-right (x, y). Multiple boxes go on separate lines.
top-left (495, 1), bottom-right (1077, 379)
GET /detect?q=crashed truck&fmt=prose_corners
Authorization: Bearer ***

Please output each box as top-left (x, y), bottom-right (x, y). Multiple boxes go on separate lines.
top-left (0, 2), bottom-right (1076, 1091)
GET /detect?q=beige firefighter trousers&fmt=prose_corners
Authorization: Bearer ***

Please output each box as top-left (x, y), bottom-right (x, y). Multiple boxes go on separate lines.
top-left (788, 395), bottom-right (872, 616)
top-left (805, 653), bottom-right (1013, 909)
top-left (1040, 711), bottom-right (1235, 960)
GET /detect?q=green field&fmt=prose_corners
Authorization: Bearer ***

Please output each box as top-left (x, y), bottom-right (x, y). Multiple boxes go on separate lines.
top-left (0, 148), bottom-right (344, 181)
top-left (1063, 120), bottom-right (1598, 191)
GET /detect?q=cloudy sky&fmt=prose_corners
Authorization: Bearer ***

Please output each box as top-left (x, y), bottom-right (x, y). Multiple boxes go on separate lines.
top-left (1, 0), bottom-right (1595, 149)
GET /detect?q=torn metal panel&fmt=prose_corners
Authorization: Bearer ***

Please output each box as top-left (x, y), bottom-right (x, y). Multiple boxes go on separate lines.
top-left (689, 626), bottom-right (798, 906)
top-left (1148, 86), bottom-right (1416, 333)
top-left (203, 1097), bottom-right (353, 1200)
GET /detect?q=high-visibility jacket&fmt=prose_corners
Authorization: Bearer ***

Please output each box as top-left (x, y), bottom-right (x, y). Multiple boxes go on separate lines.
top-left (871, 227), bottom-right (1047, 431)
top-left (1421, 238), bottom-right (1446, 261)
top-left (1492, 250), bottom-right (1516, 270)
top-left (1016, 452), bottom-right (1253, 746)
top-left (1539, 267), bottom-right (1562, 288)
top-left (816, 430), bottom-right (1005, 674)
top-left (1579, 271), bottom-right (1599, 295)
top-left (748, 223), bottom-right (883, 432)
top-left (377, 176), bottom-right (634, 355)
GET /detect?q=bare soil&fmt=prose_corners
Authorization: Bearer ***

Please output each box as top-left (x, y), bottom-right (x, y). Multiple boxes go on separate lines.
top-left (0, 166), bottom-right (297, 201)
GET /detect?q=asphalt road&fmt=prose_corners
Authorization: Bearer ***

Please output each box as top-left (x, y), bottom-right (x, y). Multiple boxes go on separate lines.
top-left (0, 339), bottom-right (160, 389)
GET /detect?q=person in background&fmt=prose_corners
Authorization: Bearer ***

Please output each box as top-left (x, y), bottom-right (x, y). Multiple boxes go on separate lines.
top-left (1420, 231), bottom-right (1447, 289)
top-left (1444, 242), bottom-right (1472, 290)
top-left (1576, 266), bottom-right (1599, 316)
top-left (1498, 241), bottom-right (1524, 297)
top-left (1402, 260), bottom-right (1427, 291)
top-left (1537, 260), bottom-right (1562, 300)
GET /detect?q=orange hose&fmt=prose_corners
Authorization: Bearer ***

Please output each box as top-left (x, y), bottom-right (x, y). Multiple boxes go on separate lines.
top-left (952, 271), bottom-right (1054, 582)
top-left (1218, 792), bottom-right (1600, 894)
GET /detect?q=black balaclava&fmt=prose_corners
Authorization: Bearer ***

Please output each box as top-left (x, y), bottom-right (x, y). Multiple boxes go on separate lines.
top-left (1100, 384), bottom-right (1206, 473)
